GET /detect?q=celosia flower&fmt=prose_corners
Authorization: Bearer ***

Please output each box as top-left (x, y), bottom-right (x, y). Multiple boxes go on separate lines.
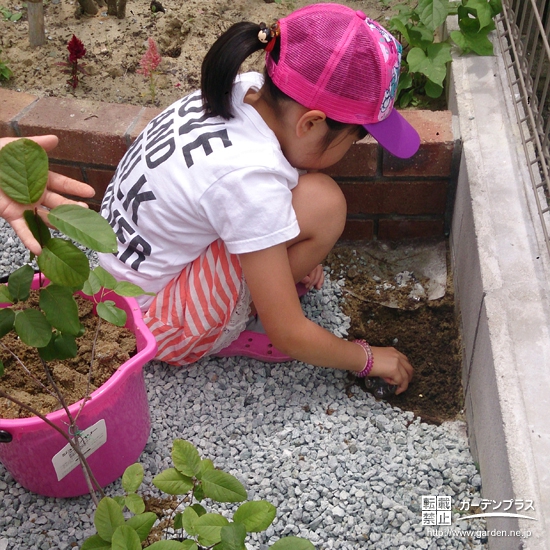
top-left (68, 34), bottom-right (86, 64)
top-left (138, 38), bottom-right (161, 79)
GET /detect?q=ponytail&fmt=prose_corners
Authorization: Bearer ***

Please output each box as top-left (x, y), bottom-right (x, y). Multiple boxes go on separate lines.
top-left (201, 22), bottom-right (265, 119)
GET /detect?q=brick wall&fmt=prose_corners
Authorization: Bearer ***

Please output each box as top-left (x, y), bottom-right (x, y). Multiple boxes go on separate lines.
top-left (0, 88), bottom-right (458, 241)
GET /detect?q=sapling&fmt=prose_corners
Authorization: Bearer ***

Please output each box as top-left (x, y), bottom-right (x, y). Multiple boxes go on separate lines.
top-left (138, 38), bottom-right (162, 104)
top-left (82, 439), bottom-right (315, 549)
top-left (0, 138), bottom-right (151, 504)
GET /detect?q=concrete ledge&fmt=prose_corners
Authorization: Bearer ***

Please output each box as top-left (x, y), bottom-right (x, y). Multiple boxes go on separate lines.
top-left (448, 17), bottom-right (550, 549)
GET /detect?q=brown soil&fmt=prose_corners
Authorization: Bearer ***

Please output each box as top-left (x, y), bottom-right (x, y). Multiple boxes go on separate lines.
top-left (0, 292), bottom-right (136, 419)
top-left (0, 0), bottom-right (392, 107)
top-left (327, 244), bottom-right (464, 424)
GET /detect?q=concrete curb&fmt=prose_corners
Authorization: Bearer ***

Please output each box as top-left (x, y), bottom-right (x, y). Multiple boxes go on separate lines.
top-left (448, 16), bottom-right (550, 549)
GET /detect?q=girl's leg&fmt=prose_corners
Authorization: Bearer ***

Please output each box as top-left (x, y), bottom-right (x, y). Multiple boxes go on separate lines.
top-left (286, 172), bottom-right (347, 283)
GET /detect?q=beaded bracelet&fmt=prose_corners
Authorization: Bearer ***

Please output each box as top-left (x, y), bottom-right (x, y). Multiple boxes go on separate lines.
top-left (353, 339), bottom-right (374, 378)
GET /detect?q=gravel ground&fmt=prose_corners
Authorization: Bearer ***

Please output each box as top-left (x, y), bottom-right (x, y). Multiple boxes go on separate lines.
top-left (0, 218), bottom-right (488, 550)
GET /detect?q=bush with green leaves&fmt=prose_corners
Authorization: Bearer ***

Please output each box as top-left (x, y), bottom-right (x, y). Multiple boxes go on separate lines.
top-left (82, 439), bottom-right (315, 550)
top-left (0, 137), bottom-right (150, 502)
top-left (388, 0), bottom-right (503, 107)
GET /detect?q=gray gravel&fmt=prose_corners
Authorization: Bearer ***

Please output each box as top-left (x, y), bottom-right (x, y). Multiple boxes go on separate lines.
top-left (0, 218), bottom-right (487, 549)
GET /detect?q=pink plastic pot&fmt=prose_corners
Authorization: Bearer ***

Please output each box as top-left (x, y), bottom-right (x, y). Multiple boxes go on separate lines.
top-left (0, 275), bottom-right (157, 497)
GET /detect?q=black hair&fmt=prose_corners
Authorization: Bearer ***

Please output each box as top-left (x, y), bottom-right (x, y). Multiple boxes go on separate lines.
top-left (201, 22), bottom-right (369, 151)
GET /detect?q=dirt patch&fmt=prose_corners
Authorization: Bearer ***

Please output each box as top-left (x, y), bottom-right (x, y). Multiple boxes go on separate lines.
top-left (327, 243), bottom-right (464, 424)
top-left (0, 0), bottom-right (392, 107)
top-left (0, 292), bottom-right (136, 419)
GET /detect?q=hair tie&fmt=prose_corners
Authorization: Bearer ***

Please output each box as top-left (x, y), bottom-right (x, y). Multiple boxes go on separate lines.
top-left (258, 21), bottom-right (280, 52)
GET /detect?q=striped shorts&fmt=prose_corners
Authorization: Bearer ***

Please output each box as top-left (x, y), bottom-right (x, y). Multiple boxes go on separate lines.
top-left (143, 239), bottom-right (251, 366)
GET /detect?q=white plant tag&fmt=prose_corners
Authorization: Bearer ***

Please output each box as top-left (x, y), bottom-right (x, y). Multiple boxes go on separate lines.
top-left (52, 419), bottom-right (107, 481)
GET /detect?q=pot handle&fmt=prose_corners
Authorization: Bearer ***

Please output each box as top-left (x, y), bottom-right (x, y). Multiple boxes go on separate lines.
top-left (0, 430), bottom-right (13, 443)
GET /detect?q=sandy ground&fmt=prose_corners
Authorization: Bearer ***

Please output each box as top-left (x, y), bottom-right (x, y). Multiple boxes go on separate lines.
top-left (0, 0), bottom-right (391, 108)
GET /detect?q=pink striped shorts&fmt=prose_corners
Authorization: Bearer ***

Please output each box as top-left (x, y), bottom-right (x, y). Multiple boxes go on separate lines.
top-left (143, 239), bottom-right (250, 366)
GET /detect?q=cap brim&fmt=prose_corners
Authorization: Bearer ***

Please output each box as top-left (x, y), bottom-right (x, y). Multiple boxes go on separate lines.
top-left (364, 109), bottom-right (420, 159)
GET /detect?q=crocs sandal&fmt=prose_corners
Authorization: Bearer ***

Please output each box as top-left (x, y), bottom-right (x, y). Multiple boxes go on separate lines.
top-left (215, 330), bottom-right (292, 363)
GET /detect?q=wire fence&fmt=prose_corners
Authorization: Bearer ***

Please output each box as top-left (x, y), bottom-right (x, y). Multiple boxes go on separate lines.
top-left (496, 0), bottom-right (550, 258)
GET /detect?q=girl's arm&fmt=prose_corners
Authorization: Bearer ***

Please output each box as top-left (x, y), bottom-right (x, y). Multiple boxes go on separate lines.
top-left (239, 244), bottom-right (413, 394)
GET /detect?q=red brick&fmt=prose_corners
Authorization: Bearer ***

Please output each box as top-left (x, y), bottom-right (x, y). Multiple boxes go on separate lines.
top-left (341, 219), bottom-right (375, 241)
top-left (0, 88), bottom-right (38, 137)
top-left (324, 137), bottom-right (378, 178)
top-left (378, 219), bottom-right (445, 240)
top-left (383, 110), bottom-right (454, 177)
top-left (127, 106), bottom-right (163, 144)
top-left (15, 97), bottom-right (142, 166)
top-left (48, 162), bottom-right (84, 183)
top-left (340, 181), bottom-right (448, 215)
top-left (84, 167), bottom-right (115, 201)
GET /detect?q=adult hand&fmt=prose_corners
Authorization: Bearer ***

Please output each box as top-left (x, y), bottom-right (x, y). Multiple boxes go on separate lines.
top-left (369, 346), bottom-right (413, 395)
top-left (0, 135), bottom-right (95, 255)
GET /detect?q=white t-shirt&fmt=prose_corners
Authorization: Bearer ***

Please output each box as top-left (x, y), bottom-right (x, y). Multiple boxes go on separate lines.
top-left (99, 73), bottom-right (300, 310)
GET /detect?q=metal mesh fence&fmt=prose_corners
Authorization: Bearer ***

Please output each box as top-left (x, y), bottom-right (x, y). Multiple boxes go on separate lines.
top-left (496, 0), bottom-right (550, 257)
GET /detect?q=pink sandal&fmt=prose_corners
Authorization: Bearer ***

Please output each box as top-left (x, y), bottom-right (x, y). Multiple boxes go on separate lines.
top-left (215, 330), bottom-right (292, 363)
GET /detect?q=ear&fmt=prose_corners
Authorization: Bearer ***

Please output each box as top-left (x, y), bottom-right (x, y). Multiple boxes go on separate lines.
top-left (295, 110), bottom-right (327, 138)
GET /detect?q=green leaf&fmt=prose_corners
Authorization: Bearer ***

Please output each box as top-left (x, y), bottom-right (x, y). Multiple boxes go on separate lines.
top-left (125, 512), bottom-right (157, 542)
top-left (174, 512), bottom-right (184, 530)
top-left (172, 439), bottom-right (201, 477)
top-left (191, 503), bottom-right (207, 517)
top-left (201, 469), bottom-right (247, 503)
top-left (194, 483), bottom-right (204, 502)
top-left (0, 284), bottom-right (13, 304)
top-left (96, 301), bottom-right (127, 327)
top-left (37, 238), bottom-right (90, 288)
top-left (94, 497), bottom-right (126, 542)
top-left (113, 496), bottom-right (126, 508)
top-left (451, 28), bottom-right (494, 55)
top-left (92, 266), bottom-right (118, 291)
top-left (122, 463), bottom-right (144, 493)
top-left (198, 458), bottom-right (215, 480)
top-left (124, 493), bottom-right (145, 515)
top-left (0, 308), bottom-right (15, 338)
top-left (147, 541), bottom-right (190, 549)
top-left (24, 209), bottom-right (51, 248)
top-left (113, 280), bottom-right (153, 297)
top-left (181, 506), bottom-right (199, 536)
top-left (269, 537), bottom-right (316, 549)
top-left (0, 360), bottom-right (4, 376)
top-left (80, 534), bottom-right (112, 549)
top-left (0, 138), bottom-right (49, 205)
top-left (14, 308), bottom-right (52, 347)
top-left (48, 205), bottom-right (117, 253)
top-left (417, 0), bottom-right (449, 31)
top-left (195, 513), bottom-right (230, 547)
top-left (425, 79), bottom-right (444, 98)
top-left (489, 0), bottom-right (502, 17)
top-left (464, 0), bottom-right (493, 30)
top-left (180, 541), bottom-right (198, 550)
top-left (216, 523), bottom-right (246, 550)
top-left (111, 524), bottom-right (141, 550)
top-left (153, 468), bottom-right (194, 495)
top-left (7, 264), bottom-right (35, 301)
top-left (39, 284), bottom-right (81, 335)
top-left (407, 42), bottom-right (452, 87)
top-left (38, 332), bottom-right (77, 361)
top-left (233, 501), bottom-right (276, 532)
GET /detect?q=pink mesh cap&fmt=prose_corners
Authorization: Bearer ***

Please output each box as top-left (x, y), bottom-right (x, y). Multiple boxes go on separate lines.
top-left (265, 3), bottom-right (420, 158)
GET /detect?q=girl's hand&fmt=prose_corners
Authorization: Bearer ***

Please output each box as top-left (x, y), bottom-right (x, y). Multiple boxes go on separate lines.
top-left (300, 263), bottom-right (324, 290)
top-left (368, 346), bottom-right (413, 395)
top-left (0, 135), bottom-right (95, 255)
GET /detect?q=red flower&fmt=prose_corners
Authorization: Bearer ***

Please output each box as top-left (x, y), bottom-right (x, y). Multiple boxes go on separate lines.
top-left (68, 35), bottom-right (86, 64)
top-left (138, 38), bottom-right (162, 78)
